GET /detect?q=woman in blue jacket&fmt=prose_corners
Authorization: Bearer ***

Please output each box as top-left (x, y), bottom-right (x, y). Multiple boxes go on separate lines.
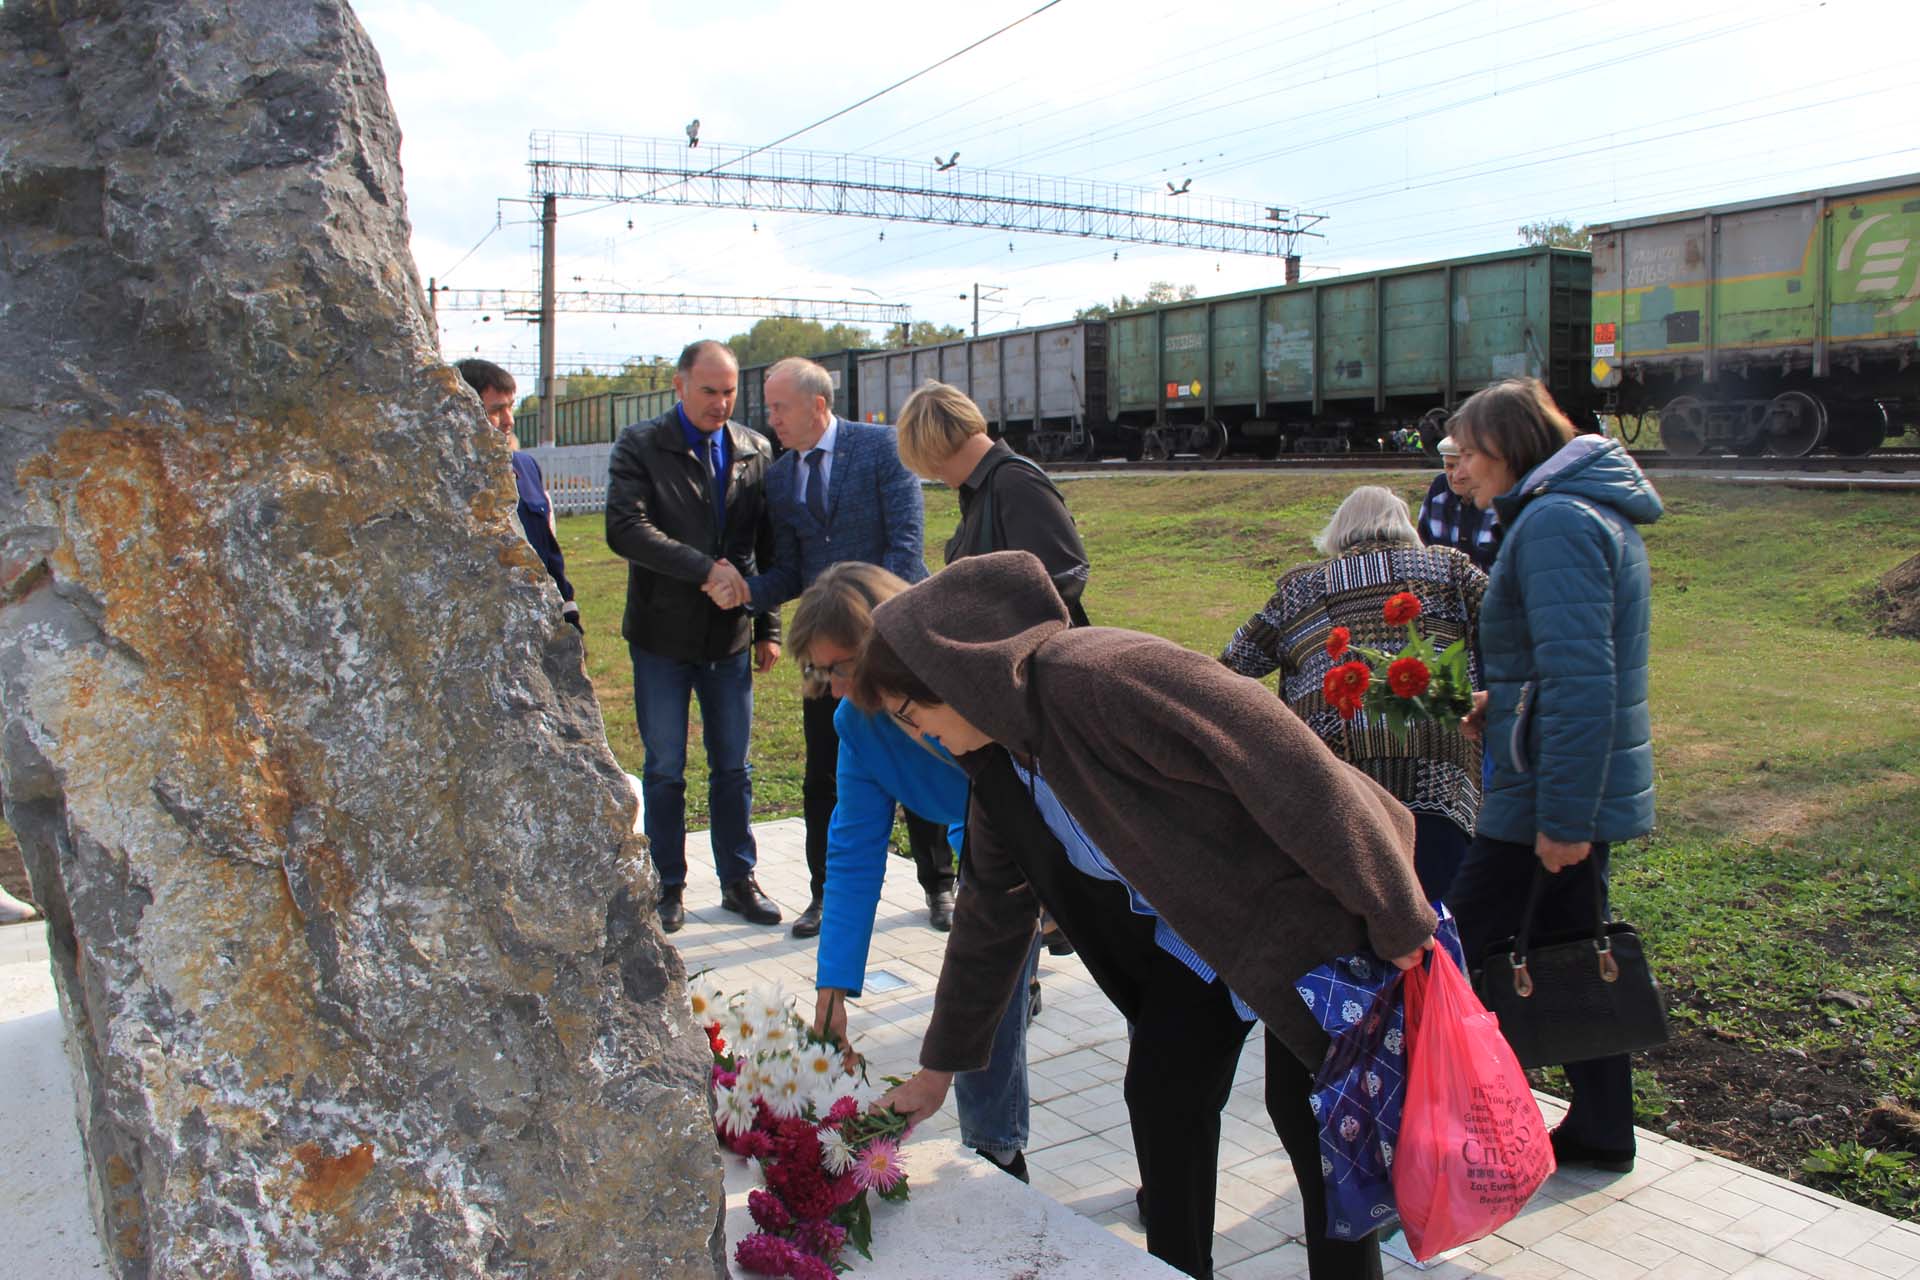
top-left (1449, 378), bottom-right (1663, 1174)
top-left (793, 562), bottom-right (1038, 1181)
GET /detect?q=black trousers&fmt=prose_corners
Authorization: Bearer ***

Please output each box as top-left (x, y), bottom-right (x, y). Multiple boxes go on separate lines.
top-left (801, 691), bottom-right (954, 901)
top-left (1124, 947), bottom-right (1383, 1280)
top-left (1448, 834), bottom-right (1635, 1151)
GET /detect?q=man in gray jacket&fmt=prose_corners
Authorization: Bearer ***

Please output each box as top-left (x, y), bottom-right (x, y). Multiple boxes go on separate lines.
top-left (606, 340), bottom-right (782, 932)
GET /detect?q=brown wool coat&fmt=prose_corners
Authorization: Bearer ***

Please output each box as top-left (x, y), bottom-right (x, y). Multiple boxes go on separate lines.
top-left (873, 551), bottom-right (1439, 1073)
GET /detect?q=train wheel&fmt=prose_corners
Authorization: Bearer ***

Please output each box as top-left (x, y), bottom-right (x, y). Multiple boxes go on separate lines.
top-left (1658, 396), bottom-right (1708, 457)
top-left (1763, 391), bottom-right (1825, 457)
top-left (1141, 429), bottom-right (1172, 462)
top-left (1196, 419), bottom-right (1229, 461)
top-left (1069, 428), bottom-right (1099, 463)
top-left (1824, 401), bottom-right (1888, 456)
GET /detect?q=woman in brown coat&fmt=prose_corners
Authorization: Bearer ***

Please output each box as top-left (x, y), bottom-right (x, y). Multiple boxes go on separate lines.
top-left (851, 551), bottom-right (1436, 1280)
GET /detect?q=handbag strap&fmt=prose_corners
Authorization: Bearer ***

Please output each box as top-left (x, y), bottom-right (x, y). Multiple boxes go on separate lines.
top-left (1503, 860), bottom-right (1618, 997)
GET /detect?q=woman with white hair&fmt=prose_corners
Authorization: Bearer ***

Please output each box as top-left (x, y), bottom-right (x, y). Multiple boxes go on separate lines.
top-left (1221, 484), bottom-right (1488, 898)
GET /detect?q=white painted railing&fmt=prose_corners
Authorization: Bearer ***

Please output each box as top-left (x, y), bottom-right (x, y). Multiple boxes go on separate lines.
top-left (525, 444), bottom-right (611, 515)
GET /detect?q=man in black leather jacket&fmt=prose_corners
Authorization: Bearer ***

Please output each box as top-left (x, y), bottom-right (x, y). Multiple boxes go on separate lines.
top-left (606, 340), bottom-right (783, 932)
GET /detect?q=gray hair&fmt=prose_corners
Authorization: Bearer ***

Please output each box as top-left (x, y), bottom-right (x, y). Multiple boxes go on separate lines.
top-left (767, 356), bottom-right (834, 407)
top-left (1314, 485), bottom-right (1420, 556)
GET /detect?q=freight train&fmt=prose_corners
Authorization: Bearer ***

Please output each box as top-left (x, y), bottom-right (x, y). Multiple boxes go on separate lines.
top-left (517, 173), bottom-right (1919, 459)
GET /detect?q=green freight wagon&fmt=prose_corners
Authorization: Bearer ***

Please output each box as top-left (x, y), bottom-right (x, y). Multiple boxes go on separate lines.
top-left (1104, 248), bottom-right (1593, 458)
top-left (512, 386), bottom-right (673, 448)
top-left (1589, 173), bottom-right (1920, 455)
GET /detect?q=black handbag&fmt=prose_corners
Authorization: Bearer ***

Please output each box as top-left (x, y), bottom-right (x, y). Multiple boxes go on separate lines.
top-left (1473, 865), bottom-right (1670, 1068)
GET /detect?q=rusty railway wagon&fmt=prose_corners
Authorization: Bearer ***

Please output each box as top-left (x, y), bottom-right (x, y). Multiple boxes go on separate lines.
top-left (1590, 173), bottom-right (1920, 456)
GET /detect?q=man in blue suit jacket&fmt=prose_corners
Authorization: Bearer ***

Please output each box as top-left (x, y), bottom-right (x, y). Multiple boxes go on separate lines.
top-left (709, 356), bottom-right (944, 938)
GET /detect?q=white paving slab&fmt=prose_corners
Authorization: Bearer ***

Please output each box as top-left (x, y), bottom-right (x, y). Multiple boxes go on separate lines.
top-left (2, 813), bottom-right (1913, 1277)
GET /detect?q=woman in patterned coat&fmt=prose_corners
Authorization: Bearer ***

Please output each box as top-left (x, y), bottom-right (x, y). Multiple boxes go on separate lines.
top-left (1221, 485), bottom-right (1487, 900)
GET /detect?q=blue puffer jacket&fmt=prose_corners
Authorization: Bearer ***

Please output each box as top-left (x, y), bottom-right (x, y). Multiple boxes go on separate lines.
top-left (1478, 435), bottom-right (1663, 845)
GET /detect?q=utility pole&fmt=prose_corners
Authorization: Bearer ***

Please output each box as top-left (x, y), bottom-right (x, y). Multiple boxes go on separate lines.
top-left (537, 194), bottom-right (558, 447)
top-left (965, 283), bottom-right (1006, 338)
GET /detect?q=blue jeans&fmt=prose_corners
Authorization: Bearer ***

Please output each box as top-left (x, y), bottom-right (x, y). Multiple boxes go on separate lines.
top-left (954, 930), bottom-right (1042, 1160)
top-left (630, 646), bottom-right (756, 889)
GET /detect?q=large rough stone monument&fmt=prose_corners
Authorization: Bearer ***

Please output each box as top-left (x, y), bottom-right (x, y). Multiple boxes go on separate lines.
top-left (0, 3), bottom-right (724, 1275)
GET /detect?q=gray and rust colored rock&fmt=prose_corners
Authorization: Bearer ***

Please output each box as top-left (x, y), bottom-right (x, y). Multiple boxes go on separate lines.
top-left (0, 3), bottom-right (724, 1276)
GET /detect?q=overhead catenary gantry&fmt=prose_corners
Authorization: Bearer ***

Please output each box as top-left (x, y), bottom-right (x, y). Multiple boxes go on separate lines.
top-left (516, 130), bottom-right (1327, 443)
top-left (430, 288), bottom-right (911, 324)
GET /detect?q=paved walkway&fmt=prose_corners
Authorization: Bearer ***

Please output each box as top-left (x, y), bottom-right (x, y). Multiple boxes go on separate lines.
top-left (4, 816), bottom-right (1918, 1278)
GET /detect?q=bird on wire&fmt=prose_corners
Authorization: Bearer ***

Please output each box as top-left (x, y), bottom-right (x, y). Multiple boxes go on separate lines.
top-left (934, 151), bottom-right (960, 171)
top-left (686, 118), bottom-right (701, 148)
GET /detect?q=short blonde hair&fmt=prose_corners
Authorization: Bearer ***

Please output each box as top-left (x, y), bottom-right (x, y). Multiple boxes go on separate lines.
top-left (1314, 485), bottom-right (1420, 556)
top-left (895, 380), bottom-right (988, 479)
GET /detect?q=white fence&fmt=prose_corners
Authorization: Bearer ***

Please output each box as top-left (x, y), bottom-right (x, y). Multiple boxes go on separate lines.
top-left (526, 444), bottom-right (611, 515)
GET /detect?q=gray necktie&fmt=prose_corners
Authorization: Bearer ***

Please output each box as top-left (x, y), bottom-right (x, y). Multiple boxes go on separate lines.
top-left (804, 448), bottom-right (828, 524)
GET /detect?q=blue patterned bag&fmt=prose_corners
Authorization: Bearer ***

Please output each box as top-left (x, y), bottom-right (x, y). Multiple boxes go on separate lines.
top-left (1295, 908), bottom-right (1464, 1242)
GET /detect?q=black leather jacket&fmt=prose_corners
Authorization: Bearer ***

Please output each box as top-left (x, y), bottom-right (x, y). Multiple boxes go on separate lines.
top-left (606, 410), bottom-right (779, 662)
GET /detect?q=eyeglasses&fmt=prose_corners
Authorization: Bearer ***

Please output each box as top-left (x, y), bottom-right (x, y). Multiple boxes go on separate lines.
top-left (889, 697), bottom-right (920, 731)
top-left (801, 658), bottom-right (855, 681)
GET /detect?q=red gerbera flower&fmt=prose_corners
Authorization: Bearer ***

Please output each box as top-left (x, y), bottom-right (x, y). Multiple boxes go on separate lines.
top-left (1383, 592), bottom-right (1422, 626)
top-left (1325, 626), bottom-right (1350, 659)
top-left (1322, 660), bottom-right (1372, 720)
top-left (1388, 656), bottom-right (1432, 698)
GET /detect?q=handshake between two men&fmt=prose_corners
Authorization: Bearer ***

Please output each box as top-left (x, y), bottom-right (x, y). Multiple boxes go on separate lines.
top-left (705, 559), bottom-right (781, 674)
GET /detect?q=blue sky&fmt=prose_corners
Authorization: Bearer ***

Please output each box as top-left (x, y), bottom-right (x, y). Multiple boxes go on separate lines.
top-left (356, 0), bottom-right (1920, 372)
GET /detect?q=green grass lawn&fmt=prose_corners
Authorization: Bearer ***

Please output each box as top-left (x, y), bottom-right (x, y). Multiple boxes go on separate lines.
top-left (565, 472), bottom-right (1920, 1213)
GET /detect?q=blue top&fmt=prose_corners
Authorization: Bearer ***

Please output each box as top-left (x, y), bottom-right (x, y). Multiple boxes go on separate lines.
top-left (816, 699), bottom-right (968, 995)
top-left (1009, 760), bottom-right (1256, 1023)
top-left (1479, 435), bottom-right (1663, 844)
top-left (507, 451), bottom-right (574, 603)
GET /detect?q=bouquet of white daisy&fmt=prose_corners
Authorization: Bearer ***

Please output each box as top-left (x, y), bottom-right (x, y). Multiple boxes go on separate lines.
top-left (689, 979), bottom-right (912, 1277)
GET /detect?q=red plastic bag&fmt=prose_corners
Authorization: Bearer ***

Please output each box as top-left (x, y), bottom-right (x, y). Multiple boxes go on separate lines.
top-left (1392, 946), bottom-right (1556, 1261)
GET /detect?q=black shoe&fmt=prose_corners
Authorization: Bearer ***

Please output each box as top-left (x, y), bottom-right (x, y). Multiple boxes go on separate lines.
top-left (1550, 1125), bottom-right (1635, 1173)
top-left (1042, 925), bottom-right (1075, 956)
top-left (927, 886), bottom-right (955, 932)
top-left (1027, 978), bottom-right (1043, 1024)
top-left (719, 876), bottom-right (782, 926)
top-left (790, 898), bottom-right (823, 938)
top-left (656, 886), bottom-right (685, 934)
top-left (975, 1148), bottom-right (1029, 1183)
top-left (1134, 1186), bottom-right (1146, 1220)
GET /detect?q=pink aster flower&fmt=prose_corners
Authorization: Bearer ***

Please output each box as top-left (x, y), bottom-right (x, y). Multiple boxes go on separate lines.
top-left (747, 1188), bottom-right (792, 1233)
top-left (826, 1096), bottom-right (859, 1124)
top-left (794, 1219), bottom-right (847, 1260)
top-left (789, 1254), bottom-right (835, 1280)
top-left (734, 1231), bottom-right (801, 1276)
top-left (849, 1137), bottom-right (906, 1193)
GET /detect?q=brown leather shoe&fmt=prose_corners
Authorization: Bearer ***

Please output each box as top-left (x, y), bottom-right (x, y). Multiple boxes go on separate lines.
top-left (719, 875), bottom-right (781, 926)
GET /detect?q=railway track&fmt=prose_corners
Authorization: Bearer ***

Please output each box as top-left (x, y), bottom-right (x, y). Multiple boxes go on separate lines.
top-left (1042, 451), bottom-right (1920, 476)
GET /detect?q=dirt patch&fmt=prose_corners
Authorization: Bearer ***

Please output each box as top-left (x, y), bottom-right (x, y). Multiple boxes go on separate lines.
top-left (1867, 552), bottom-right (1920, 640)
top-left (1633, 1025), bottom-right (1880, 1171)
top-left (1683, 770), bottom-right (1920, 842)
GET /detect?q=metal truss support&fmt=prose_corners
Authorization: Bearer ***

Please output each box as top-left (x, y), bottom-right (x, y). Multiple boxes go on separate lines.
top-left (527, 132), bottom-right (1325, 258)
top-left (432, 287), bottom-right (911, 325)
